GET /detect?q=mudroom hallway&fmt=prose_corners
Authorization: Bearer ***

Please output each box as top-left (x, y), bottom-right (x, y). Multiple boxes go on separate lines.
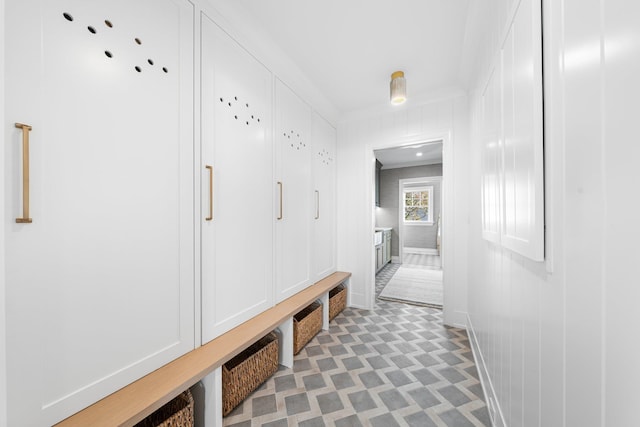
top-left (222, 268), bottom-right (490, 427)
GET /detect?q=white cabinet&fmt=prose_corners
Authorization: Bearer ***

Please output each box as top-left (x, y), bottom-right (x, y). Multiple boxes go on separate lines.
top-left (480, 64), bottom-right (502, 244)
top-left (275, 79), bottom-right (313, 302)
top-left (4, 1), bottom-right (195, 425)
top-left (479, 0), bottom-right (544, 261)
top-left (201, 14), bottom-right (274, 343)
top-left (500, 0), bottom-right (544, 261)
top-left (311, 112), bottom-right (337, 282)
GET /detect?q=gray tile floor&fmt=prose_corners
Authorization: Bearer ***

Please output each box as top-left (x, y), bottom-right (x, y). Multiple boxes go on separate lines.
top-left (223, 263), bottom-right (490, 426)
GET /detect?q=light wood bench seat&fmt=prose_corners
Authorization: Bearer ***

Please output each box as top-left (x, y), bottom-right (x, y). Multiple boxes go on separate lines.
top-left (55, 271), bottom-right (352, 427)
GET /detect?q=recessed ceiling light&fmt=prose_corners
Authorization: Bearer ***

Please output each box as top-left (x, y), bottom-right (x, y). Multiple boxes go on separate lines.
top-left (416, 152), bottom-right (423, 157)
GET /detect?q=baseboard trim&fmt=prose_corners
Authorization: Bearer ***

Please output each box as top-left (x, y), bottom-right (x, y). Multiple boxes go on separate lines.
top-left (466, 314), bottom-right (505, 427)
top-left (391, 256), bottom-right (401, 264)
top-left (403, 247), bottom-right (438, 255)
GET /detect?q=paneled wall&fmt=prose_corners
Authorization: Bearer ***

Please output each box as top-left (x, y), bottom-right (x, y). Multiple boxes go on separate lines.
top-left (465, 0), bottom-right (640, 426)
top-left (337, 94), bottom-right (469, 327)
top-left (375, 165), bottom-right (442, 255)
top-left (0, 1), bottom-right (6, 426)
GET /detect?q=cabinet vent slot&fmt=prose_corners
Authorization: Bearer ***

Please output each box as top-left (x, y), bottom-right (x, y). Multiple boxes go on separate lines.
top-left (61, 12), bottom-right (170, 75)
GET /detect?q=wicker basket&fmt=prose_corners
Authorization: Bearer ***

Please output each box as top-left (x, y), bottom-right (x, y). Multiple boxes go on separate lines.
top-left (293, 301), bottom-right (323, 355)
top-left (222, 332), bottom-right (279, 416)
top-left (329, 284), bottom-right (347, 321)
top-left (134, 389), bottom-right (194, 427)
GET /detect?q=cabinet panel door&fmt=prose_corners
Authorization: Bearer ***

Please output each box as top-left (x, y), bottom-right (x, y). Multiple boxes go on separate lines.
top-left (275, 79), bottom-right (312, 302)
top-left (311, 112), bottom-right (337, 282)
top-left (480, 64), bottom-right (502, 244)
top-left (4, 1), bottom-right (195, 425)
top-left (501, 0), bottom-right (544, 261)
top-left (384, 231), bottom-right (392, 264)
top-left (201, 15), bottom-right (274, 342)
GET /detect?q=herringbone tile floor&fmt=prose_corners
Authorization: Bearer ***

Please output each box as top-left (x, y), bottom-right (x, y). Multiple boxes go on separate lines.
top-left (223, 263), bottom-right (490, 427)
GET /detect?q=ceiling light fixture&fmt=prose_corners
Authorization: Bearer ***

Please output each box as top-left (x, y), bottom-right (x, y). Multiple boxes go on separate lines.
top-left (416, 152), bottom-right (423, 157)
top-left (390, 71), bottom-right (406, 105)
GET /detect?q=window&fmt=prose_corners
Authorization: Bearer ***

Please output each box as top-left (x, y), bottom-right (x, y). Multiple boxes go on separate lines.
top-left (403, 186), bottom-right (433, 224)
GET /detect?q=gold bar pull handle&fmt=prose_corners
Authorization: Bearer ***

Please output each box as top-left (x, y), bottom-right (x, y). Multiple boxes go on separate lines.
top-left (15, 123), bottom-right (33, 224)
top-left (315, 190), bottom-right (320, 219)
top-left (277, 181), bottom-right (283, 220)
top-left (205, 165), bottom-right (213, 221)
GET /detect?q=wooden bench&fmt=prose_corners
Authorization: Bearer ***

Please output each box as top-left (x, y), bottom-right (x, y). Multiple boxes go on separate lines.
top-left (55, 271), bottom-right (352, 427)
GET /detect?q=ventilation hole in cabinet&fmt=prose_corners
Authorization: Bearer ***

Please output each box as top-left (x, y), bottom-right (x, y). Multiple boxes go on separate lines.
top-left (251, 115), bottom-right (254, 119)
top-left (234, 96), bottom-right (238, 101)
top-left (228, 102), bottom-right (232, 107)
top-left (147, 59), bottom-right (154, 66)
top-left (234, 115), bottom-right (238, 120)
top-left (291, 144), bottom-right (294, 147)
top-left (105, 19), bottom-right (113, 28)
top-left (63, 13), bottom-right (73, 22)
top-left (104, 50), bottom-right (113, 58)
top-left (162, 67), bottom-right (168, 73)
top-left (135, 38), bottom-right (142, 45)
top-left (257, 118), bottom-right (260, 122)
top-left (246, 103), bottom-right (249, 108)
top-left (88, 26), bottom-right (96, 34)
top-left (220, 98), bottom-right (224, 103)
top-left (135, 66), bottom-right (142, 72)
top-left (246, 121), bottom-right (249, 125)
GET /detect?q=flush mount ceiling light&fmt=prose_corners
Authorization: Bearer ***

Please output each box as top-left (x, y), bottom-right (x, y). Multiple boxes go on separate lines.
top-left (390, 71), bottom-right (406, 105)
top-left (416, 152), bottom-right (423, 157)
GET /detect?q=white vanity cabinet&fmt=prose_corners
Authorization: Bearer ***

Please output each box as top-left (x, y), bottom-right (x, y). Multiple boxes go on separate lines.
top-left (4, 0), bottom-right (195, 425)
top-left (200, 14), bottom-right (274, 343)
top-left (275, 79), bottom-right (313, 302)
top-left (311, 112), bottom-right (337, 282)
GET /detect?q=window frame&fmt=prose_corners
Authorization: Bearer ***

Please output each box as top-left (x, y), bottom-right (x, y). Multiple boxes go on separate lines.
top-left (402, 185), bottom-right (434, 225)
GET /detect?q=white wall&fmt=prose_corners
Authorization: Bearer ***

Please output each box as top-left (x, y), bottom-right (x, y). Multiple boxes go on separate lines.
top-left (0, 0), bottom-right (7, 424)
top-left (337, 92), bottom-right (469, 327)
top-left (465, 0), bottom-right (640, 426)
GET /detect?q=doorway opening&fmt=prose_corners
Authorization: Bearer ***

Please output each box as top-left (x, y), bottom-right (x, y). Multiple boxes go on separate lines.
top-left (373, 141), bottom-right (444, 308)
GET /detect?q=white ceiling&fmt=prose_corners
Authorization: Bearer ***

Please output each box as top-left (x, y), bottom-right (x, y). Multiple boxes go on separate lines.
top-left (226, 0), bottom-right (472, 114)
top-left (375, 141), bottom-right (443, 170)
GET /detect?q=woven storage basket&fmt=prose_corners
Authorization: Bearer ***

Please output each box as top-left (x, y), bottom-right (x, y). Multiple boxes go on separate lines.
top-left (222, 332), bottom-right (279, 416)
top-left (134, 389), bottom-right (194, 427)
top-left (329, 284), bottom-right (347, 321)
top-left (293, 301), bottom-right (323, 355)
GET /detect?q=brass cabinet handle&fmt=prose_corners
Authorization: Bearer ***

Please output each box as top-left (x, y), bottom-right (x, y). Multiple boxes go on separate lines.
top-left (15, 123), bottom-right (33, 224)
top-left (277, 181), bottom-right (283, 220)
top-left (315, 190), bottom-right (320, 219)
top-left (205, 165), bottom-right (213, 221)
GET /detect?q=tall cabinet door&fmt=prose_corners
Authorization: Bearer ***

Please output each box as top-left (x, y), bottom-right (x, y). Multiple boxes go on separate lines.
top-left (311, 112), bottom-right (337, 282)
top-left (275, 79), bottom-right (312, 302)
top-left (4, 1), bottom-right (195, 425)
top-left (201, 15), bottom-right (274, 342)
